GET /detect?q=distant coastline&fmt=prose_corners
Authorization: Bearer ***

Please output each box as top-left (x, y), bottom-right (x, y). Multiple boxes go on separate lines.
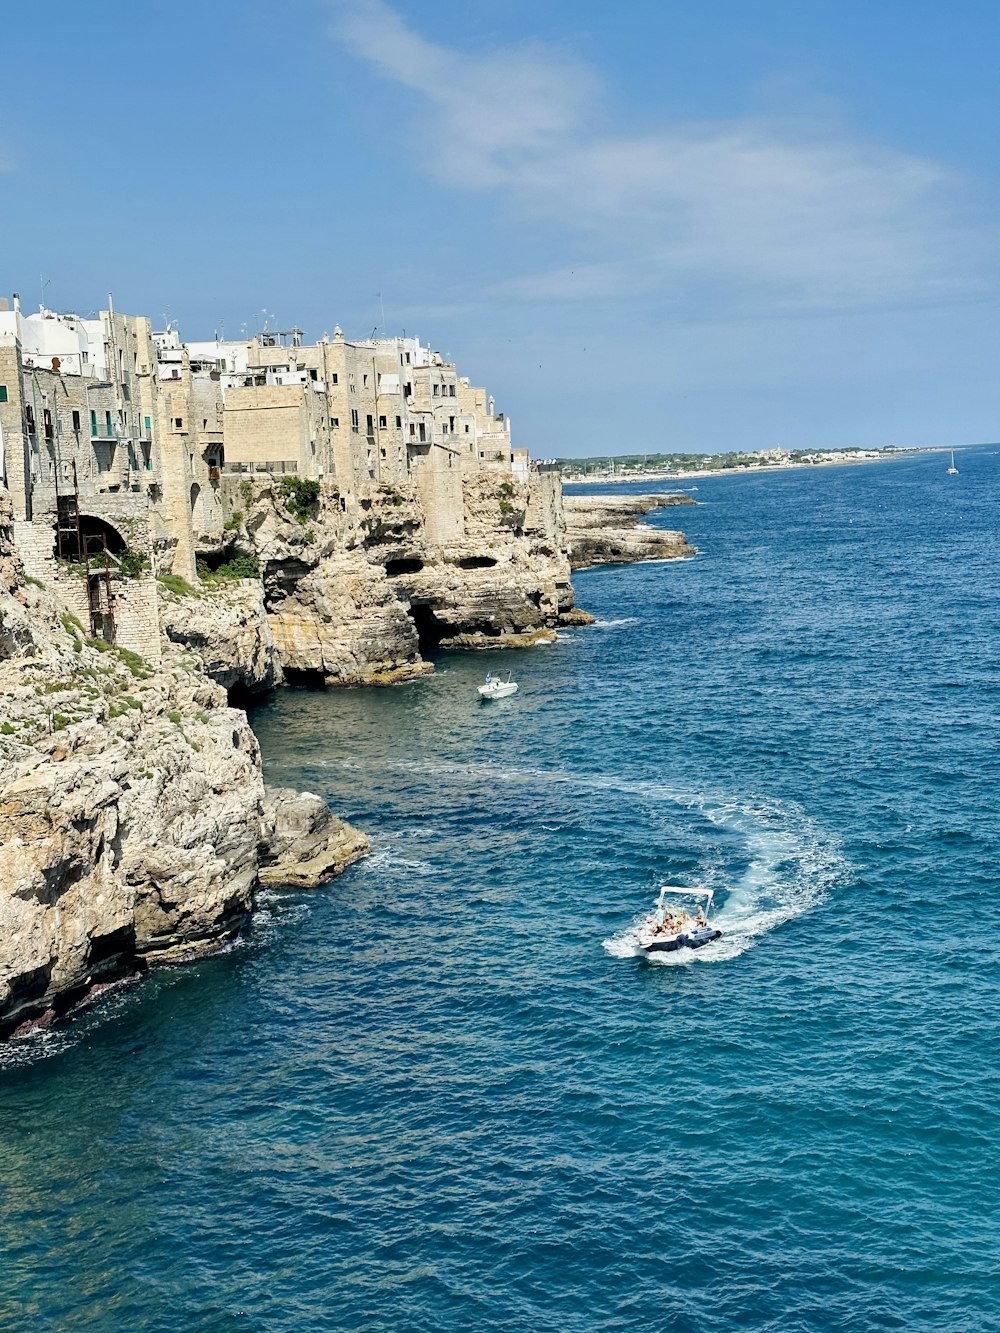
top-left (559, 445), bottom-right (947, 485)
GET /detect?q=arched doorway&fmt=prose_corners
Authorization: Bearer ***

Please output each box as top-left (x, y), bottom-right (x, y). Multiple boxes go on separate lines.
top-left (52, 513), bottom-right (128, 564)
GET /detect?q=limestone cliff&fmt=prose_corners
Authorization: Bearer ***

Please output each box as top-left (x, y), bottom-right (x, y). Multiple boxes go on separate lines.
top-left (0, 487), bottom-right (368, 1039)
top-left (204, 467), bottom-right (582, 686)
top-left (158, 577), bottom-right (283, 698)
top-left (564, 494), bottom-right (697, 570)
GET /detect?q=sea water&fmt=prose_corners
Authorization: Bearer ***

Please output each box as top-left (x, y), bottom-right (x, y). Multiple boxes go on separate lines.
top-left (2, 449), bottom-right (999, 1331)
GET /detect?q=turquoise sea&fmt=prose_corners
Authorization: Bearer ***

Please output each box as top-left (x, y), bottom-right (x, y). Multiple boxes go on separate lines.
top-left (2, 448), bottom-right (999, 1331)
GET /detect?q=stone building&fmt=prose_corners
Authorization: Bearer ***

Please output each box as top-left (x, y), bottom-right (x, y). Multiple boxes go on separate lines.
top-left (0, 296), bottom-right (165, 660)
top-left (0, 291), bottom-right (555, 668)
top-left (183, 325), bottom-right (519, 499)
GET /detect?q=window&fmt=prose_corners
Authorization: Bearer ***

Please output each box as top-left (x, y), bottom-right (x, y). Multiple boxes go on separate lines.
top-left (174, 418), bottom-right (183, 430)
top-left (90, 410), bottom-right (98, 436)
top-left (363, 373), bottom-right (369, 387)
top-left (351, 408), bottom-right (359, 432)
top-left (395, 415), bottom-right (402, 429)
top-left (43, 409), bottom-right (53, 441)
top-left (309, 368), bottom-right (318, 382)
top-left (144, 415), bottom-right (151, 432)
top-left (405, 352), bottom-right (411, 364)
top-left (366, 414), bottom-right (374, 437)
top-left (449, 416), bottom-right (455, 430)
top-left (330, 417), bottom-right (340, 428)
top-left (105, 410), bottom-right (113, 436)
top-left (0, 385), bottom-right (7, 403)
top-left (449, 385), bottom-right (456, 397)
top-left (72, 409), bottom-right (81, 432)
top-left (465, 424), bottom-right (470, 434)
top-left (433, 384), bottom-right (439, 397)
top-left (379, 415), bottom-right (387, 429)
top-left (410, 424), bottom-right (416, 437)
top-left (330, 372), bottom-right (338, 385)
top-left (24, 404), bottom-right (34, 432)
top-left (203, 419), bottom-right (208, 429)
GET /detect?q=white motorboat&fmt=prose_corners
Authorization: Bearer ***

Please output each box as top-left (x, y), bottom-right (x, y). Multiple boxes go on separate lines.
top-left (637, 886), bottom-right (721, 954)
top-left (478, 670), bottom-right (519, 700)
top-left (947, 450), bottom-right (959, 475)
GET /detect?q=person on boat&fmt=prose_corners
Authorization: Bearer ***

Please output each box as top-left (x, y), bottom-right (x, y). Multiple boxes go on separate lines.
top-left (696, 906), bottom-right (707, 925)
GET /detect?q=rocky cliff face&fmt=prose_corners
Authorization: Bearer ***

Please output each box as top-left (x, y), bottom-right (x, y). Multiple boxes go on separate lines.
top-left (159, 577), bottom-right (284, 698)
top-left (0, 487), bottom-right (368, 1040)
top-left (203, 467), bottom-right (582, 687)
top-left (564, 494), bottom-right (697, 569)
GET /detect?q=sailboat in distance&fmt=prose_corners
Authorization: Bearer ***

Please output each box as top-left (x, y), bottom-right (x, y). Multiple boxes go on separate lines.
top-left (947, 450), bottom-right (959, 475)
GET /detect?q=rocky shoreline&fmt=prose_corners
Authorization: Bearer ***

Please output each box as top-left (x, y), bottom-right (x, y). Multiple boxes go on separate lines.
top-left (0, 475), bottom-right (695, 1039)
top-left (564, 494), bottom-right (697, 569)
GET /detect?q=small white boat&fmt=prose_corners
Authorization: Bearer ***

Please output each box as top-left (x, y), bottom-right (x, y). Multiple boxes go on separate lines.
top-left (637, 886), bottom-right (721, 955)
top-left (478, 670), bottom-right (518, 700)
top-left (947, 450), bottom-right (959, 476)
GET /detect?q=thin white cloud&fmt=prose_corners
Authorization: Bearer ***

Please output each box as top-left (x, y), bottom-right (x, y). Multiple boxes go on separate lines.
top-left (327, 0), bottom-right (992, 314)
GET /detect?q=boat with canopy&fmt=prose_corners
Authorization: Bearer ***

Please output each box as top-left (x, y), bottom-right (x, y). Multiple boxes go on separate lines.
top-left (637, 886), bottom-right (721, 954)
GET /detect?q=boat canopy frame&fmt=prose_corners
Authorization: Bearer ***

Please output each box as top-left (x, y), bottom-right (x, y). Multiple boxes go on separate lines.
top-left (654, 885), bottom-right (714, 913)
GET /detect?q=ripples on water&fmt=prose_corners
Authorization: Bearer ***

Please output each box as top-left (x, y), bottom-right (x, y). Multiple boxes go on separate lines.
top-left (2, 451), bottom-right (1000, 1331)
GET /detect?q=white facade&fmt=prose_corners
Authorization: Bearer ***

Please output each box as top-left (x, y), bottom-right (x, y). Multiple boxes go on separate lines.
top-left (0, 299), bottom-right (106, 377)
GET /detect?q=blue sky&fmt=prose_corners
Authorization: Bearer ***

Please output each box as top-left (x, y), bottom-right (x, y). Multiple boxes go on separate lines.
top-left (2, 0), bottom-right (998, 454)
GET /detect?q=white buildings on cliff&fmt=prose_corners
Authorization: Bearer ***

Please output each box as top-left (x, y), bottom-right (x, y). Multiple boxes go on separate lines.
top-left (0, 292), bottom-right (541, 661)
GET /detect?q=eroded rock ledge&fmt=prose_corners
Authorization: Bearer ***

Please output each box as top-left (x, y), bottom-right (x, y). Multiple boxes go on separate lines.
top-left (564, 494), bottom-right (697, 570)
top-left (259, 787), bottom-right (371, 888)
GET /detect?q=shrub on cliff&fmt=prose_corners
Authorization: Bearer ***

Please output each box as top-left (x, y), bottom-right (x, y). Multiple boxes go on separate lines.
top-left (117, 547), bottom-right (150, 578)
top-left (197, 551), bottom-right (260, 580)
top-left (279, 476), bottom-right (320, 524)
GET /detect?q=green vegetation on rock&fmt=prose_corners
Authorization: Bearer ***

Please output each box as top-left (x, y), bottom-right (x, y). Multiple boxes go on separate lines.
top-left (197, 552), bottom-right (260, 580)
top-left (279, 476), bottom-right (321, 524)
top-left (158, 573), bottom-right (199, 597)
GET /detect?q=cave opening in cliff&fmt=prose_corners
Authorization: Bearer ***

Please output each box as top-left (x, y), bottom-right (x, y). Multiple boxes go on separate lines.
top-left (281, 667), bottom-right (329, 690)
top-left (384, 557), bottom-right (424, 577)
top-left (456, 555), bottom-right (498, 570)
top-left (227, 681), bottom-right (261, 709)
top-left (408, 602), bottom-right (448, 650)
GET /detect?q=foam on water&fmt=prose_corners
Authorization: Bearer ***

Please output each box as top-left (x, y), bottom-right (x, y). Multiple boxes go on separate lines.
top-left (362, 755), bottom-right (846, 964)
top-left (601, 791), bottom-right (845, 963)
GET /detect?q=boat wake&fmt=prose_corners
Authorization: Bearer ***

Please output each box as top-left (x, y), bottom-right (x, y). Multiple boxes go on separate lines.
top-left (356, 756), bottom-right (846, 966)
top-left (602, 794), bottom-right (844, 965)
